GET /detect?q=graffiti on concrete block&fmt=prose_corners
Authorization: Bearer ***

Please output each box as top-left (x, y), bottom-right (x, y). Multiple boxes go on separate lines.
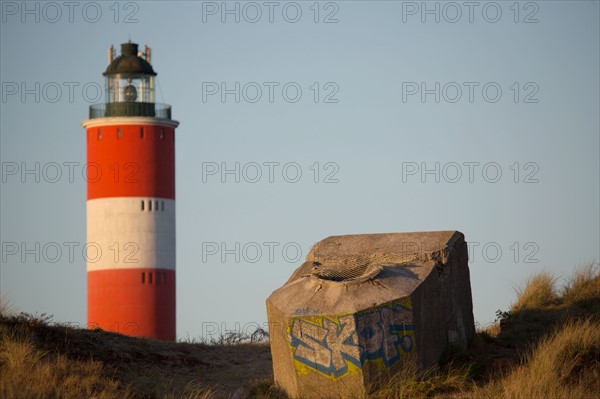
top-left (356, 301), bottom-right (414, 367)
top-left (289, 299), bottom-right (415, 378)
top-left (290, 314), bottom-right (361, 377)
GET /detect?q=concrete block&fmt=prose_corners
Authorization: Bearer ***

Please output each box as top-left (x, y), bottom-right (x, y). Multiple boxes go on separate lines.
top-left (266, 231), bottom-right (475, 398)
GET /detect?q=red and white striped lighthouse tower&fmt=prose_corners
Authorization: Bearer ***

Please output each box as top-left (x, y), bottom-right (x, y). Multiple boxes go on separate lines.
top-left (82, 42), bottom-right (178, 340)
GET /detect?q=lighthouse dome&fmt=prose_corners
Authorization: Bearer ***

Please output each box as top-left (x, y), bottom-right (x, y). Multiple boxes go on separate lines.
top-left (103, 42), bottom-right (156, 76)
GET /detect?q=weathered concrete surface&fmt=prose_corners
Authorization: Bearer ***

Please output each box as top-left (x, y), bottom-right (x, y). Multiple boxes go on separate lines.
top-left (266, 231), bottom-right (475, 399)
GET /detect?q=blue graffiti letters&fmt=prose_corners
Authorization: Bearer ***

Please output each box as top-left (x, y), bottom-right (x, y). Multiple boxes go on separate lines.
top-left (356, 302), bottom-right (414, 367)
top-left (289, 300), bottom-right (415, 378)
top-left (290, 315), bottom-right (361, 377)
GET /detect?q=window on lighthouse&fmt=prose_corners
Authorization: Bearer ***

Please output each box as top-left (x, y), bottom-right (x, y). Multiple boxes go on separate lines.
top-left (140, 127), bottom-right (144, 138)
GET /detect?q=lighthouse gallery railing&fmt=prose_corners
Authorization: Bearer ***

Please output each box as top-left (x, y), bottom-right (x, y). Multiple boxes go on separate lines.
top-left (89, 103), bottom-right (172, 120)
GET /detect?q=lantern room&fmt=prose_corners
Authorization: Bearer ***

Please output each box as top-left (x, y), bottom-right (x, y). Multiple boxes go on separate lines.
top-left (91, 41), bottom-right (172, 119)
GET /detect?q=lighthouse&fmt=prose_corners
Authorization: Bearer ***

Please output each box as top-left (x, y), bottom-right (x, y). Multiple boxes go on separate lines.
top-left (82, 42), bottom-right (178, 340)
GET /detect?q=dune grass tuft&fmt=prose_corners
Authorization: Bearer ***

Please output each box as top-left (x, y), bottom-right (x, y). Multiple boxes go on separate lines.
top-left (562, 262), bottom-right (600, 306)
top-left (511, 271), bottom-right (558, 311)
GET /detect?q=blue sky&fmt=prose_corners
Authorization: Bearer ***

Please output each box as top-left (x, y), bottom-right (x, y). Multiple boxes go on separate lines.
top-left (1, 1), bottom-right (599, 338)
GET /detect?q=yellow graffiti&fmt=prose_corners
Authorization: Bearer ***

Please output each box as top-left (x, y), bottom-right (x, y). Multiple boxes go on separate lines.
top-left (288, 298), bottom-right (416, 379)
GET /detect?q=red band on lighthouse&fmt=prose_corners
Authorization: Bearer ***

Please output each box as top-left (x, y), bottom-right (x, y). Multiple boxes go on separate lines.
top-left (85, 120), bottom-right (176, 200)
top-left (82, 42), bottom-right (178, 341)
top-left (87, 268), bottom-right (175, 339)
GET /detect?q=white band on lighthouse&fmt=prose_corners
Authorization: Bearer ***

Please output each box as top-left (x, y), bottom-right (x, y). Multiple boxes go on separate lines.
top-left (82, 116), bottom-right (179, 130)
top-left (87, 197), bottom-right (175, 271)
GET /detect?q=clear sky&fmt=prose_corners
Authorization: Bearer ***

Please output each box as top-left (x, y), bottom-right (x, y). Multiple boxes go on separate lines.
top-left (1, 1), bottom-right (599, 339)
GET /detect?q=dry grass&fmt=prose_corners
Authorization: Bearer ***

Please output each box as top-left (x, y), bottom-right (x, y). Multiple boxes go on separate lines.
top-left (0, 296), bottom-right (13, 317)
top-left (475, 322), bottom-right (501, 340)
top-left (472, 318), bottom-right (600, 399)
top-left (161, 382), bottom-right (216, 399)
top-left (246, 379), bottom-right (287, 399)
top-left (483, 323), bottom-right (501, 339)
top-left (562, 262), bottom-right (600, 306)
top-left (0, 325), bottom-right (246, 399)
top-left (511, 271), bottom-right (558, 311)
top-left (370, 358), bottom-right (475, 399)
top-left (466, 264), bottom-right (600, 399)
top-left (0, 328), bottom-right (130, 399)
top-left (0, 311), bottom-right (273, 398)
